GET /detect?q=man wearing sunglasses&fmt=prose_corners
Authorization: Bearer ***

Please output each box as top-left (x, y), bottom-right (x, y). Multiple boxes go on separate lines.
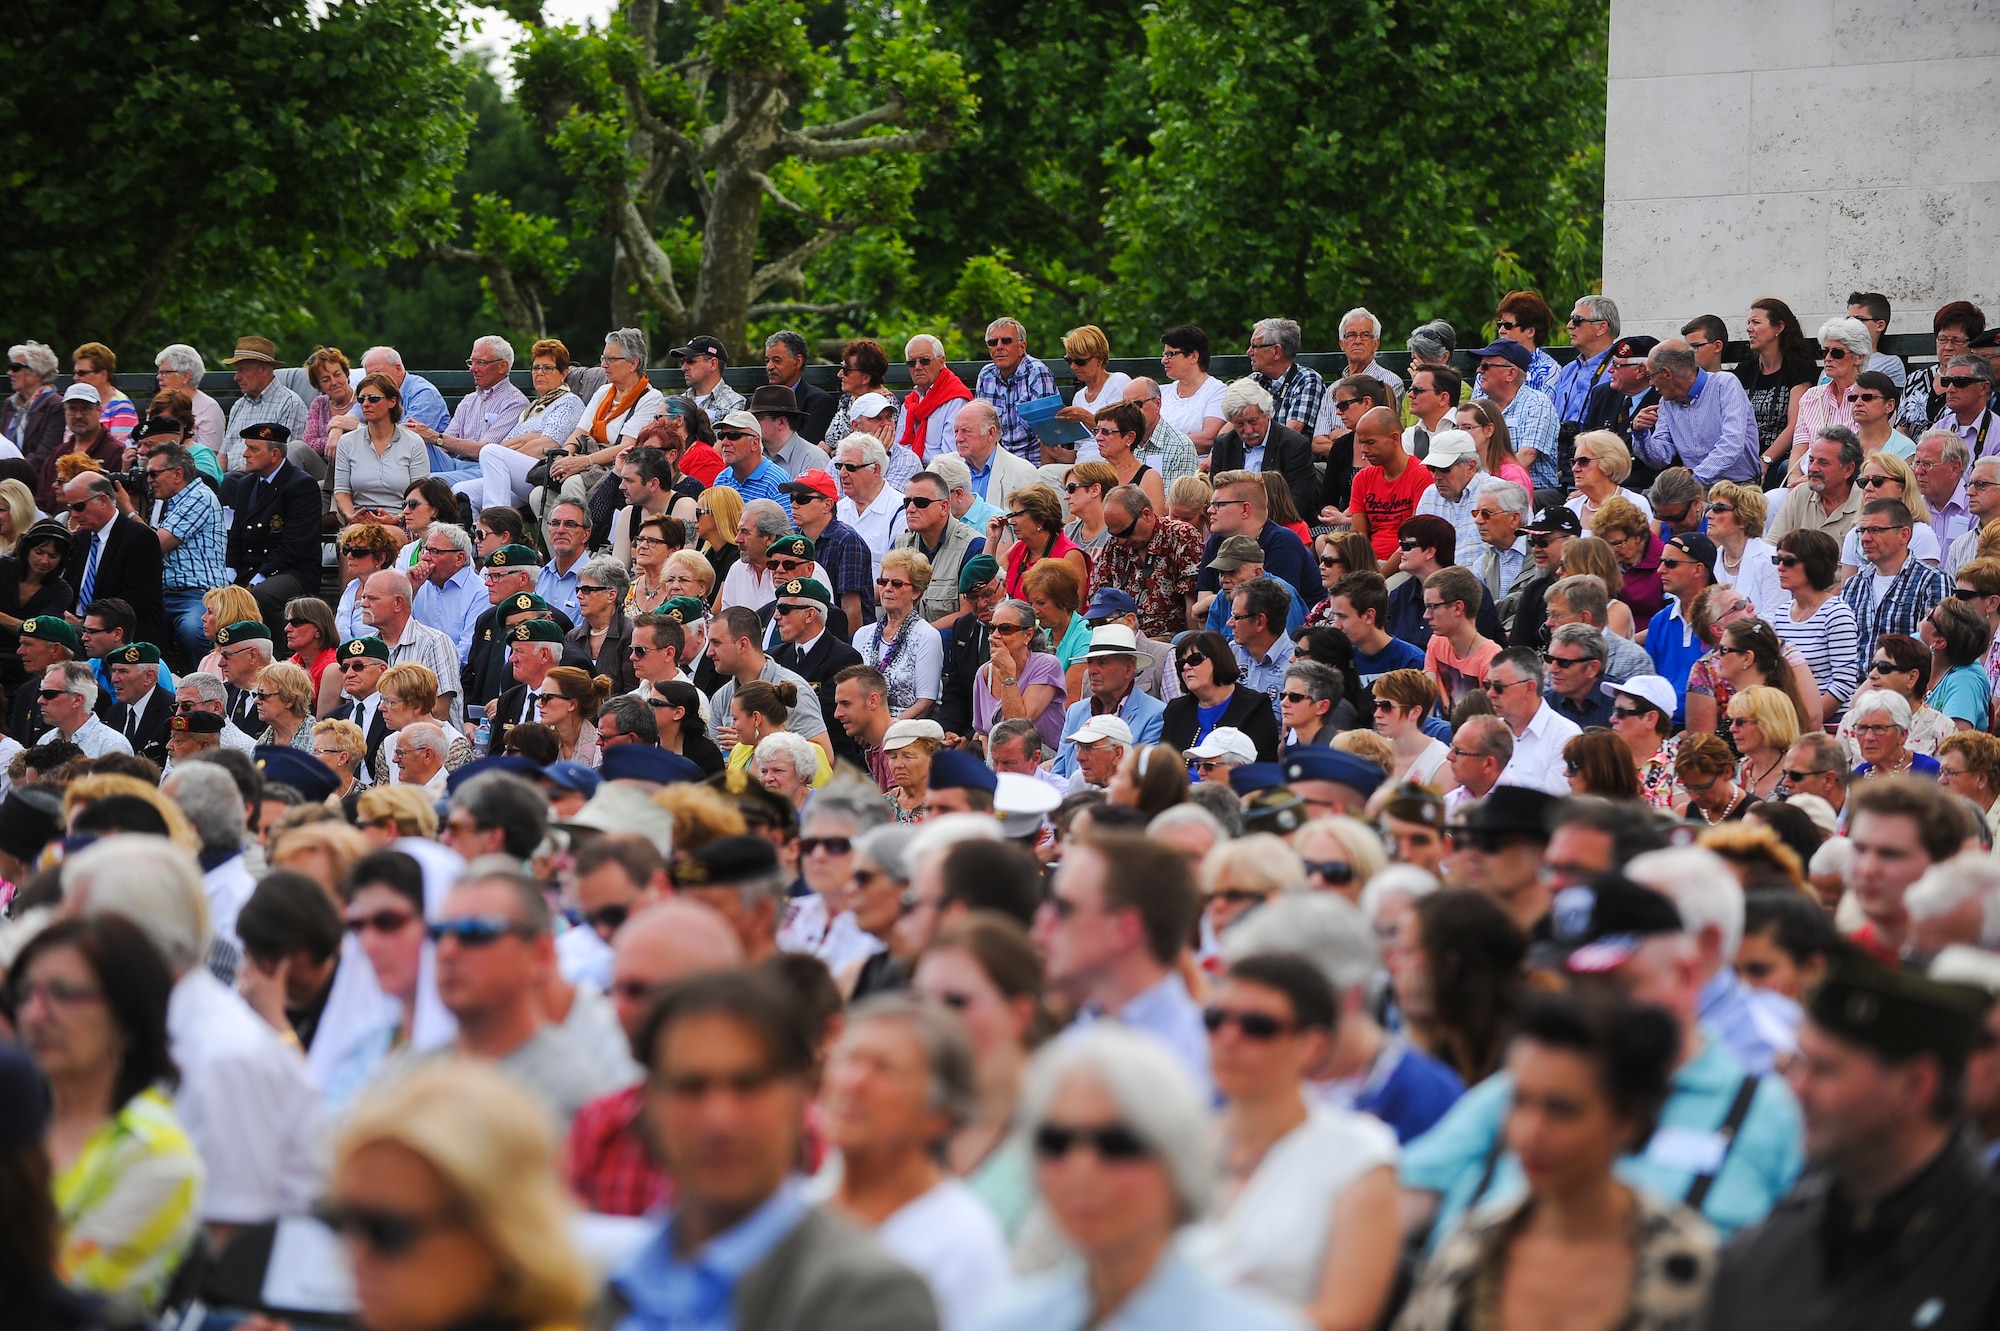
top-left (58, 468), bottom-right (171, 651)
top-left (779, 471), bottom-right (872, 632)
top-left (972, 315), bottom-right (1055, 463)
top-left (1645, 533), bottom-right (1719, 719)
top-left (767, 577), bottom-right (864, 768)
top-left (1482, 648), bottom-right (1578, 798)
top-left (34, 660), bottom-right (131, 758)
top-left (896, 335), bottom-right (971, 459)
top-left (891, 470), bottom-right (982, 625)
top-left (1932, 353), bottom-right (1996, 459)
top-left (433, 868), bottom-right (615, 1128)
top-left (667, 333), bottom-right (745, 418)
top-left (749, 384), bottom-right (831, 478)
top-left (831, 437), bottom-right (906, 572)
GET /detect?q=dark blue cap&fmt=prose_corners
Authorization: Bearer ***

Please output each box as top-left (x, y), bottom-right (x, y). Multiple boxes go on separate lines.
top-left (1280, 747), bottom-right (1387, 793)
top-left (446, 753), bottom-right (545, 794)
top-left (253, 745), bottom-right (340, 804)
top-left (1227, 761), bottom-right (1286, 797)
top-left (541, 759), bottom-right (603, 798)
top-left (601, 743), bottom-right (704, 786)
top-left (1084, 587), bottom-right (1138, 619)
top-left (1470, 339), bottom-right (1532, 372)
top-left (927, 747), bottom-right (998, 794)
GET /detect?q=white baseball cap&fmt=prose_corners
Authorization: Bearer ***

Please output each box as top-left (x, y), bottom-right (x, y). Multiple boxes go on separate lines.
top-left (1064, 714), bottom-right (1134, 748)
top-left (1423, 428), bottom-right (1479, 468)
top-left (850, 391), bottom-right (896, 419)
top-left (62, 382), bottom-right (100, 405)
top-left (882, 718), bottom-right (947, 751)
top-left (1183, 726), bottom-right (1257, 765)
top-left (1602, 674), bottom-right (1678, 719)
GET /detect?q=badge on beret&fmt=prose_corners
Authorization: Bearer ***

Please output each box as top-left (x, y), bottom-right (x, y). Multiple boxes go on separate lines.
top-left (171, 715), bottom-right (191, 733)
top-left (513, 623), bottom-right (534, 641)
top-left (671, 855), bottom-right (709, 884)
top-left (23, 617), bottom-right (41, 634)
top-left (513, 593), bottom-right (535, 610)
top-left (661, 604), bottom-right (686, 622)
top-left (784, 578), bottom-right (805, 596)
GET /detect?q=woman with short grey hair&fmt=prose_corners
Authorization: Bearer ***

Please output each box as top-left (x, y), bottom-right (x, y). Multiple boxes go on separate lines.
top-left (1405, 320), bottom-right (1456, 368)
top-left (547, 328), bottom-right (665, 500)
top-left (1786, 316), bottom-right (1875, 481)
top-left (841, 823), bottom-right (919, 1000)
top-left (564, 554), bottom-right (637, 694)
top-left (979, 1025), bottom-right (1302, 1331)
top-left (154, 343), bottom-right (226, 450)
top-left (2, 340), bottom-right (64, 470)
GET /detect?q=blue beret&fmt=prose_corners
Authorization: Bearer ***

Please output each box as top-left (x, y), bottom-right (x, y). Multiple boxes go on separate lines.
top-left (600, 744), bottom-right (704, 786)
top-left (446, 754), bottom-right (545, 795)
top-left (1227, 762), bottom-right (1286, 797)
top-left (541, 760), bottom-right (602, 798)
top-left (927, 747), bottom-right (998, 794)
top-left (1281, 747), bottom-right (1386, 792)
top-left (253, 745), bottom-right (340, 804)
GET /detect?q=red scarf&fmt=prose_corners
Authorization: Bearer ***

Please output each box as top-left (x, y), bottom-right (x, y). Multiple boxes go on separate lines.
top-left (898, 367), bottom-right (973, 458)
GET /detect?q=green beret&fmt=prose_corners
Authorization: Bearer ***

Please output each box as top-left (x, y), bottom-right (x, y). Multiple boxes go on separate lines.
top-left (502, 592), bottom-right (552, 619)
top-left (768, 533), bottom-right (815, 561)
top-left (658, 596), bottom-right (709, 625)
top-left (214, 620), bottom-right (273, 646)
top-left (1809, 945), bottom-right (1992, 1066)
top-left (108, 643), bottom-right (162, 667)
top-left (958, 553), bottom-right (1000, 595)
top-left (776, 576), bottom-right (831, 606)
top-left (484, 543), bottom-right (542, 570)
top-left (340, 637), bottom-right (390, 663)
top-left (19, 616), bottom-right (81, 653)
top-left (511, 619), bottom-right (566, 644)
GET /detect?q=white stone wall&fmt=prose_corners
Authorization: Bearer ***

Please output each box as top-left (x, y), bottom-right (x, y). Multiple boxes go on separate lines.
top-left (1604, 0), bottom-right (2000, 342)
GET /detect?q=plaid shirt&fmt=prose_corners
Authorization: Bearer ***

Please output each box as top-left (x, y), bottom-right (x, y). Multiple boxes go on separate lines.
top-left (564, 1084), bottom-right (672, 1217)
top-left (156, 477), bottom-right (227, 592)
top-left (222, 383), bottom-right (307, 469)
top-left (1500, 385), bottom-right (1561, 489)
top-left (1141, 417), bottom-right (1199, 484)
top-left (1255, 363), bottom-right (1326, 434)
top-left (976, 356), bottom-right (1057, 462)
top-left (1089, 515), bottom-right (1204, 641)
top-left (1839, 554), bottom-right (1949, 678)
top-left (811, 516), bottom-right (877, 621)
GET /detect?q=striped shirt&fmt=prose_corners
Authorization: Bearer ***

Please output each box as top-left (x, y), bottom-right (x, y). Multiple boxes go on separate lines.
top-left (157, 477), bottom-right (228, 591)
top-left (1773, 595), bottom-right (1862, 707)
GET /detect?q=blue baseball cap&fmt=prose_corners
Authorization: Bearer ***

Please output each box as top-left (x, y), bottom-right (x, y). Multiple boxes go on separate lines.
top-left (927, 747), bottom-right (998, 794)
top-left (601, 744), bottom-right (704, 786)
top-left (1470, 339), bottom-right (1532, 372)
top-left (541, 760), bottom-right (603, 798)
top-left (1084, 587), bottom-right (1138, 620)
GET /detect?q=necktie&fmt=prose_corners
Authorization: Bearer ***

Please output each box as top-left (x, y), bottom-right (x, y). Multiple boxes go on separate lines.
top-left (78, 531), bottom-right (102, 607)
top-left (126, 705), bottom-right (139, 742)
top-left (1481, 546), bottom-right (1503, 598)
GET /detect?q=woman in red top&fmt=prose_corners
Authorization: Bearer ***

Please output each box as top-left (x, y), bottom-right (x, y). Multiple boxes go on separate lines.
top-left (1262, 473), bottom-right (1314, 547)
top-left (284, 596), bottom-right (346, 718)
top-left (1592, 496), bottom-right (1666, 628)
top-left (990, 483), bottom-right (1089, 598)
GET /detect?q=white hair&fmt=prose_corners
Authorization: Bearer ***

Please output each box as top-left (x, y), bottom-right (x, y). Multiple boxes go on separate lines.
top-left (400, 721), bottom-right (450, 759)
top-left (1221, 890), bottom-right (1380, 994)
top-left (741, 498), bottom-right (793, 541)
top-left (472, 334), bottom-right (516, 367)
top-left (1905, 855), bottom-right (2000, 947)
top-left (8, 341), bottom-right (59, 379)
top-left (1484, 479), bottom-right (1532, 518)
top-left (929, 453), bottom-right (972, 492)
top-left (426, 521), bottom-right (476, 560)
top-left (162, 761), bottom-right (248, 853)
top-left (1220, 377), bottom-right (1275, 421)
top-left (835, 432), bottom-right (888, 470)
top-left (62, 835), bottom-right (211, 974)
top-left (1817, 316), bottom-right (1874, 363)
top-left (178, 670), bottom-right (227, 705)
top-left (362, 345), bottom-right (406, 369)
top-left (1847, 687), bottom-right (1912, 730)
top-left (1340, 307), bottom-right (1383, 340)
top-left (1149, 803), bottom-right (1225, 841)
top-left (154, 343), bottom-right (207, 379)
top-left (1809, 836), bottom-right (1853, 885)
top-left (753, 730), bottom-right (818, 782)
top-left (1626, 846), bottom-right (1743, 960)
top-left (1358, 864), bottom-right (1441, 926)
top-left (1018, 1025), bottom-right (1214, 1222)
top-left (905, 334), bottom-right (945, 359)
top-left (904, 810), bottom-right (1004, 878)
top-left (1921, 430), bottom-right (1972, 468)
top-left (47, 659), bottom-right (97, 711)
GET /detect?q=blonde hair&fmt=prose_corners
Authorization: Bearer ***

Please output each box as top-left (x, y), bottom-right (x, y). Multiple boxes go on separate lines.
top-left (1572, 430), bottom-right (1633, 485)
top-left (1727, 684), bottom-right (1803, 751)
top-left (542, 666), bottom-right (613, 722)
top-left (1590, 494), bottom-right (1650, 543)
top-left (1331, 729), bottom-right (1396, 774)
top-left (0, 479), bottom-right (36, 553)
top-left (879, 546), bottom-right (933, 596)
top-left (1061, 324), bottom-right (1112, 365)
top-left (337, 1060), bottom-right (592, 1327)
top-left (311, 718), bottom-right (366, 766)
top-left (377, 663), bottom-right (439, 715)
top-left (203, 584), bottom-right (262, 630)
top-left (1199, 833), bottom-right (1306, 897)
top-left (62, 774), bottom-right (198, 853)
top-left (256, 660), bottom-right (315, 718)
top-left (1978, 519), bottom-right (2000, 564)
top-left (1860, 451), bottom-right (1930, 523)
top-left (355, 785), bottom-right (438, 839)
top-left (1561, 536), bottom-right (1626, 598)
top-left (698, 486), bottom-right (744, 546)
top-left (652, 782), bottom-right (748, 850)
top-left (663, 547), bottom-right (716, 593)
top-left (1066, 460), bottom-right (1118, 494)
top-left (1168, 474), bottom-right (1212, 517)
top-left (269, 822), bottom-right (373, 892)
top-left (1706, 481), bottom-right (1768, 538)
top-left (1291, 814), bottom-right (1391, 887)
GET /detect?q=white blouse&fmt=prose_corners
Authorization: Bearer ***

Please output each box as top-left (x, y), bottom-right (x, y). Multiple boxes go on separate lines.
top-left (1071, 373), bottom-right (1134, 463)
top-left (1161, 375), bottom-right (1228, 438)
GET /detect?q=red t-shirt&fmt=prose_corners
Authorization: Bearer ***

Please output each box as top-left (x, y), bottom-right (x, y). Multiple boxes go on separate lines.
top-left (1350, 462), bottom-right (1434, 559)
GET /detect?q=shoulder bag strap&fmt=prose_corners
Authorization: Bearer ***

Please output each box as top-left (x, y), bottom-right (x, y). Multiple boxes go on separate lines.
top-left (1682, 1074), bottom-right (1761, 1210)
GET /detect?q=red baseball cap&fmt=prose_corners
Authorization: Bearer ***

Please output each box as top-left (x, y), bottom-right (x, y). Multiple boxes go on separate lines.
top-left (782, 469), bottom-right (839, 502)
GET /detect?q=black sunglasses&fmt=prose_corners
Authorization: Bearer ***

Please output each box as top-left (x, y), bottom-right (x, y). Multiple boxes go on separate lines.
top-left (1203, 1006), bottom-right (1296, 1038)
top-left (312, 1201), bottom-right (459, 1257)
top-left (426, 917), bottom-right (530, 945)
top-left (1032, 1122), bottom-right (1149, 1161)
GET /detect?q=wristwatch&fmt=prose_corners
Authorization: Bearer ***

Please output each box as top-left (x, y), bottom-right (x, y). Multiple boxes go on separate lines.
top-left (1000, 677), bottom-right (1018, 687)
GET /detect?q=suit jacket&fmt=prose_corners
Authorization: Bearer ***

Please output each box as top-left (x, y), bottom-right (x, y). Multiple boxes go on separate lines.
top-left (1158, 684), bottom-right (1283, 761)
top-left (1209, 422), bottom-right (1319, 526)
top-left (489, 682), bottom-right (541, 749)
top-left (935, 615), bottom-right (989, 738)
top-left (465, 604), bottom-right (582, 708)
top-left (564, 611), bottom-right (638, 696)
top-left (331, 694), bottom-right (391, 775)
top-left (977, 445), bottom-right (1043, 516)
top-left (110, 688), bottom-right (176, 766)
top-left (773, 631), bottom-right (865, 769)
top-left (1582, 382), bottom-right (1665, 488)
top-left (222, 460), bottom-right (322, 588)
top-left (792, 378), bottom-right (839, 446)
top-left (63, 514), bottom-right (169, 650)
top-left (223, 681), bottom-right (262, 735)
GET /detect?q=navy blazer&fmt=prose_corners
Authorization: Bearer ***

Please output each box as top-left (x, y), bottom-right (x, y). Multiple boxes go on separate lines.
top-left (223, 460), bottom-right (322, 588)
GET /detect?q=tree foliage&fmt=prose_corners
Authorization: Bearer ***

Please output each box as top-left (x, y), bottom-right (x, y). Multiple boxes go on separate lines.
top-left (0, 0), bottom-right (473, 354)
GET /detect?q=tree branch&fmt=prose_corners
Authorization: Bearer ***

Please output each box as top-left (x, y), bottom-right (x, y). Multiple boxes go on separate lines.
top-left (619, 76), bottom-right (708, 210)
top-left (780, 127), bottom-right (947, 161)
top-left (747, 221), bottom-right (855, 301)
top-left (748, 299), bottom-right (865, 318)
top-left (425, 242), bottom-right (545, 345)
top-left (610, 197), bottom-right (689, 325)
top-left (705, 79), bottom-right (784, 164)
top-left (800, 100), bottom-right (904, 141)
top-left (748, 171), bottom-right (810, 218)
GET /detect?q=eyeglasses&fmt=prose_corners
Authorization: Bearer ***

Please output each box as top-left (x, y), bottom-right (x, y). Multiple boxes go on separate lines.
top-left (984, 336), bottom-right (1018, 348)
top-left (875, 577), bottom-right (910, 590)
top-left (1610, 705), bottom-right (1648, 721)
top-left (531, 692), bottom-right (567, 707)
top-left (1495, 319), bottom-right (1523, 332)
top-left (1399, 537), bottom-right (1423, 551)
top-left (357, 393), bottom-right (389, 404)
top-left (530, 362), bottom-right (563, 374)
top-left (576, 584), bottom-right (611, 595)
top-left (1527, 534), bottom-right (1563, 549)
top-left (1202, 1006), bottom-right (1297, 1038)
top-left (798, 836), bottom-right (853, 856)
top-left (1657, 556), bottom-right (1694, 570)
top-left (1332, 398), bottom-right (1361, 412)
top-left (312, 1202), bottom-right (461, 1258)
top-left (1705, 503), bottom-right (1736, 516)
top-left (1782, 769), bottom-right (1830, 784)
top-left (582, 903), bottom-right (632, 935)
top-left (1771, 555), bottom-right (1802, 568)
top-left (1033, 1122), bottom-right (1149, 1162)
top-left (1566, 314), bottom-right (1606, 326)
top-left (1541, 654), bottom-right (1590, 668)
top-left (1867, 658), bottom-right (1907, 674)
top-left (1278, 690), bottom-right (1313, 704)
top-left (902, 495), bottom-right (941, 510)
top-left (36, 688), bottom-right (69, 701)
top-left (1822, 346), bottom-right (1850, 360)
top-left (425, 916), bottom-right (532, 945)
top-left (1854, 525), bottom-right (1906, 536)
top-left (64, 499), bottom-right (94, 513)
top-left (345, 909), bottom-right (416, 935)
top-left (546, 518), bottom-right (589, 530)
top-left (1955, 587), bottom-right (1989, 601)
top-left (1857, 476), bottom-right (1896, 489)
top-left (767, 558), bottom-right (808, 573)
top-left (1845, 392), bottom-right (1886, 404)
top-left (1851, 723), bottom-right (1902, 737)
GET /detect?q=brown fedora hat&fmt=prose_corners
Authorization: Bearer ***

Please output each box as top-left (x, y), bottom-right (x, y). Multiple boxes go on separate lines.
top-left (747, 384), bottom-right (804, 420)
top-left (222, 336), bottom-right (282, 366)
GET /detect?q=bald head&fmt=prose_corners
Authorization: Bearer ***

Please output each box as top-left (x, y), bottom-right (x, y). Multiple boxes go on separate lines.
top-left (359, 569), bottom-right (416, 634)
top-left (609, 898), bottom-right (744, 1040)
top-left (1355, 405), bottom-right (1406, 468)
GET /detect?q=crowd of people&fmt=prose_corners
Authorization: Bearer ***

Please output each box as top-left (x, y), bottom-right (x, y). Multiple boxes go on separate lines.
top-left (2, 290), bottom-right (2000, 1331)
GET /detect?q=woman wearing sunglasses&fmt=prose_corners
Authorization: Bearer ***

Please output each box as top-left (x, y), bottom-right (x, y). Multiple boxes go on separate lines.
top-left (282, 596), bottom-right (346, 718)
top-left (252, 660), bottom-right (318, 751)
top-left (785, 786), bottom-right (888, 964)
top-left (324, 1060), bottom-right (592, 1331)
top-left (855, 547), bottom-right (943, 719)
top-left (1061, 459), bottom-right (1117, 562)
top-left (979, 1025), bottom-right (1301, 1331)
top-left (1198, 833), bottom-right (1307, 948)
top-left (1838, 451), bottom-right (1936, 578)
top-left (1834, 632), bottom-right (1953, 763)
top-left (1770, 528), bottom-right (1860, 723)
top-left (1185, 952), bottom-right (1400, 1331)
top-left (395, 476), bottom-right (460, 569)
top-left (1161, 630), bottom-right (1282, 765)
top-left (1052, 324), bottom-right (1133, 451)
top-left (334, 519), bottom-right (403, 643)
top-left (1606, 676), bottom-right (1683, 811)
top-left (1370, 668), bottom-right (1450, 786)
top-left (332, 372), bottom-right (432, 526)
top-left (1290, 815), bottom-right (1386, 905)
top-left (1782, 317), bottom-right (1872, 484)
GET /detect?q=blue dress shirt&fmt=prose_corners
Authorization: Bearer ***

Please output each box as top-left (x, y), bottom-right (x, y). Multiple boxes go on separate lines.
top-left (413, 563), bottom-right (484, 662)
top-left (1050, 688), bottom-right (1166, 777)
top-left (613, 1176), bottom-right (810, 1331)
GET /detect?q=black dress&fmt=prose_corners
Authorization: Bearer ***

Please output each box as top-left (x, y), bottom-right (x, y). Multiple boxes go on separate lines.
top-left (0, 555), bottom-right (72, 693)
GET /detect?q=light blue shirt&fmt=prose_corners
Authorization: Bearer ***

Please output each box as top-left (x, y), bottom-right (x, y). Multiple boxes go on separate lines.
top-left (1230, 631), bottom-right (1297, 724)
top-left (1051, 688), bottom-right (1166, 778)
top-left (1075, 970), bottom-right (1211, 1103)
top-left (613, 1176), bottom-right (810, 1331)
top-left (960, 495), bottom-right (1003, 531)
top-left (413, 564), bottom-right (484, 663)
top-left (1697, 967), bottom-right (1798, 1077)
top-left (1637, 369), bottom-right (1762, 486)
top-left (157, 478), bottom-right (227, 592)
top-left (1204, 580), bottom-right (1305, 642)
top-left (1400, 1031), bottom-right (1803, 1247)
top-left (538, 558), bottom-right (583, 625)
top-left (970, 1249), bottom-right (1305, 1331)
top-left (398, 373), bottom-right (452, 434)
top-left (1498, 385), bottom-right (1560, 489)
